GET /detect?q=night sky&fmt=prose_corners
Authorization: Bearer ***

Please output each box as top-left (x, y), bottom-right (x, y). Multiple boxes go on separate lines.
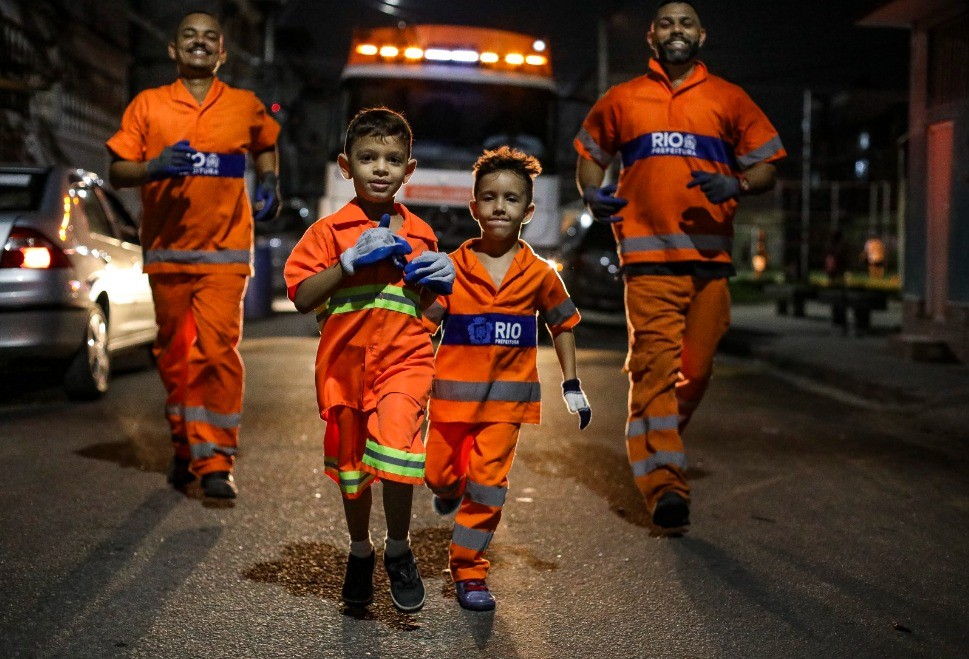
top-left (274, 0), bottom-right (911, 181)
top-left (275, 0), bottom-right (910, 94)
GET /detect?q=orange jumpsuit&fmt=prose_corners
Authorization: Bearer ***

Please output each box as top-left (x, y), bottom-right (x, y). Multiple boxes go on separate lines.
top-left (284, 201), bottom-right (439, 498)
top-left (575, 59), bottom-right (785, 510)
top-left (423, 239), bottom-right (580, 581)
top-left (106, 78), bottom-right (280, 476)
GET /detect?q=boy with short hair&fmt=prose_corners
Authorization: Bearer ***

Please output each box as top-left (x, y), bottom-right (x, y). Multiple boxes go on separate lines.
top-left (422, 146), bottom-right (592, 611)
top-left (284, 107), bottom-right (455, 613)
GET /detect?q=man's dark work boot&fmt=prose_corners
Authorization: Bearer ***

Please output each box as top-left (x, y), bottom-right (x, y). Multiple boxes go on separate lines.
top-left (201, 471), bottom-right (237, 499)
top-left (167, 457), bottom-right (195, 489)
top-left (652, 491), bottom-right (690, 528)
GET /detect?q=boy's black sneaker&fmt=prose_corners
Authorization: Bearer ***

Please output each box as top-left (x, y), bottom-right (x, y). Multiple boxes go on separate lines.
top-left (384, 549), bottom-right (426, 613)
top-left (342, 551), bottom-right (375, 607)
top-left (200, 471), bottom-right (237, 499)
top-left (652, 491), bottom-right (690, 528)
top-left (166, 457), bottom-right (195, 489)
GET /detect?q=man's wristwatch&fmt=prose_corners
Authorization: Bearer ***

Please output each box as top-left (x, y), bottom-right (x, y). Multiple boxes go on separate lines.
top-left (737, 174), bottom-right (751, 195)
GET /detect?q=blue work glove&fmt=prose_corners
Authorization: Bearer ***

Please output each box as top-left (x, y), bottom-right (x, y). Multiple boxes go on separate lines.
top-left (582, 184), bottom-right (627, 223)
top-left (253, 172), bottom-right (280, 222)
top-left (339, 214), bottom-right (412, 276)
top-left (375, 213), bottom-right (410, 269)
top-left (146, 140), bottom-right (197, 180)
top-left (562, 378), bottom-right (591, 430)
top-left (687, 171), bottom-right (741, 204)
top-left (403, 250), bottom-right (456, 295)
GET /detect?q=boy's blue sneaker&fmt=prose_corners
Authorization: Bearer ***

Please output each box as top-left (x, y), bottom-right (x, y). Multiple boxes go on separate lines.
top-left (455, 579), bottom-right (496, 611)
top-left (342, 551), bottom-right (375, 607)
top-left (432, 495), bottom-right (461, 516)
top-left (384, 549), bottom-right (426, 613)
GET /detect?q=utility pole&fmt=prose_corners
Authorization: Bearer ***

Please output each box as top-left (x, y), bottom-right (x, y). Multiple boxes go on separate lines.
top-left (800, 88), bottom-right (812, 280)
top-left (597, 16), bottom-right (609, 98)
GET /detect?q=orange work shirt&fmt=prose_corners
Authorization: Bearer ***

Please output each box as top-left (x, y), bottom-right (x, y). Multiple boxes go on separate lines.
top-left (106, 78), bottom-right (280, 275)
top-left (424, 239), bottom-right (580, 425)
top-left (575, 59), bottom-right (786, 267)
top-left (284, 200), bottom-right (439, 416)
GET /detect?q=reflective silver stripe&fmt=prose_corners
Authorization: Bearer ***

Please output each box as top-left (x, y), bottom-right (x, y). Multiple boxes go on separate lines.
top-left (576, 127), bottom-right (613, 168)
top-left (184, 406), bottom-right (241, 429)
top-left (465, 480), bottom-right (507, 507)
top-left (736, 135), bottom-right (785, 168)
top-left (631, 451), bottom-right (687, 477)
top-left (145, 249), bottom-right (251, 265)
top-left (451, 523), bottom-right (494, 552)
top-left (424, 300), bottom-right (446, 325)
top-left (190, 442), bottom-right (239, 459)
top-left (432, 379), bottom-right (541, 403)
top-left (541, 298), bottom-right (578, 327)
top-left (165, 404), bottom-right (182, 419)
top-left (626, 415), bottom-right (679, 437)
top-left (620, 234), bottom-right (733, 254)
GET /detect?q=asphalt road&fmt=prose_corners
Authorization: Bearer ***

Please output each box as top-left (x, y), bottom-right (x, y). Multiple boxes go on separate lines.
top-left (1, 311), bottom-right (967, 658)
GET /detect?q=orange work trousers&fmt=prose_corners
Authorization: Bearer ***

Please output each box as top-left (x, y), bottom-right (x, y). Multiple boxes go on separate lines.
top-left (623, 274), bottom-right (730, 510)
top-left (322, 394), bottom-right (427, 500)
top-left (425, 421), bottom-right (520, 582)
top-left (149, 273), bottom-right (247, 477)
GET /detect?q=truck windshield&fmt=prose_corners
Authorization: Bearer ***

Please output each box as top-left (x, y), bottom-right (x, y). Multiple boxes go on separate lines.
top-left (343, 77), bottom-right (556, 171)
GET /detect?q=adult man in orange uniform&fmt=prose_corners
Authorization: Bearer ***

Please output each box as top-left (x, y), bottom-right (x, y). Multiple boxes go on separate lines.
top-left (107, 11), bottom-right (280, 498)
top-left (575, 1), bottom-right (785, 529)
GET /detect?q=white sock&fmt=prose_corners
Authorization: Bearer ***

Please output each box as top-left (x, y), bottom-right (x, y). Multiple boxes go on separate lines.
top-left (384, 535), bottom-right (410, 558)
top-left (349, 536), bottom-right (373, 558)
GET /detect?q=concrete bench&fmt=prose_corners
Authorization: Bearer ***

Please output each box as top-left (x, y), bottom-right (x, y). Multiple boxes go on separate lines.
top-left (764, 283), bottom-right (818, 317)
top-left (816, 288), bottom-right (889, 333)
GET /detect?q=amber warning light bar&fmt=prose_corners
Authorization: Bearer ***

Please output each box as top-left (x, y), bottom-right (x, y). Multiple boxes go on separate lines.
top-left (349, 25), bottom-right (552, 77)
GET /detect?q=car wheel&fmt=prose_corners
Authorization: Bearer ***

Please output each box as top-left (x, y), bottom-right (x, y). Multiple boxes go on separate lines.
top-left (63, 303), bottom-right (110, 400)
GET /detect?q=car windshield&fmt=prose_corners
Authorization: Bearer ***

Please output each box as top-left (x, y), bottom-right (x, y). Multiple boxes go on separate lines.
top-left (342, 77), bottom-right (556, 170)
top-left (0, 171), bottom-right (47, 211)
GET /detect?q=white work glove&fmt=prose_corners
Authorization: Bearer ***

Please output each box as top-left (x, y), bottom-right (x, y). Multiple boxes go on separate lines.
top-left (339, 214), bottom-right (412, 276)
top-left (403, 250), bottom-right (455, 295)
top-left (562, 378), bottom-right (591, 430)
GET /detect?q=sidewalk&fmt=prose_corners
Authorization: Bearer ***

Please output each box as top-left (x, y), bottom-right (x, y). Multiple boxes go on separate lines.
top-left (722, 300), bottom-right (969, 439)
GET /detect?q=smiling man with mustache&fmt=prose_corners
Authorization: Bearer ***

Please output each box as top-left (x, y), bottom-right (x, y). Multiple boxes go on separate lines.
top-left (575, 1), bottom-right (786, 531)
top-left (107, 11), bottom-right (281, 500)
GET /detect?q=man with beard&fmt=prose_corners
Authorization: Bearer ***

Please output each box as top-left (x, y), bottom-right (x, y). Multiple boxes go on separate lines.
top-left (107, 11), bottom-right (280, 499)
top-left (574, 1), bottom-right (785, 530)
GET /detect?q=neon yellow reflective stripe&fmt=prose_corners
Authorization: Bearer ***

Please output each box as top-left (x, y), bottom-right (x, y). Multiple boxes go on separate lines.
top-left (324, 284), bottom-right (420, 318)
top-left (362, 438), bottom-right (425, 478)
top-left (338, 469), bottom-right (374, 494)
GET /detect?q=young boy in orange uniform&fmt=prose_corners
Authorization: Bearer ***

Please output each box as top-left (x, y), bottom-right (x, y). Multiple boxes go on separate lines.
top-left (284, 107), bottom-right (455, 613)
top-left (422, 147), bottom-right (591, 611)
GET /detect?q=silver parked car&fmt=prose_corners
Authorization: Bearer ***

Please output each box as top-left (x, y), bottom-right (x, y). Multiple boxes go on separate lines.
top-left (0, 165), bottom-right (156, 399)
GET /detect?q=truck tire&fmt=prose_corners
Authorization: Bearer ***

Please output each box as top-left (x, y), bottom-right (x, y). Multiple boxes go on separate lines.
top-left (63, 303), bottom-right (110, 400)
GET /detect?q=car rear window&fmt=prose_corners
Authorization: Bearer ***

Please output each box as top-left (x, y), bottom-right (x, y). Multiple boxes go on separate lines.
top-left (0, 171), bottom-right (47, 211)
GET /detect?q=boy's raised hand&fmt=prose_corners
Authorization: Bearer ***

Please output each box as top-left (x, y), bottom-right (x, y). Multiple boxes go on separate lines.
top-left (562, 378), bottom-right (591, 430)
top-left (339, 213), bottom-right (412, 275)
top-left (403, 250), bottom-right (455, 295)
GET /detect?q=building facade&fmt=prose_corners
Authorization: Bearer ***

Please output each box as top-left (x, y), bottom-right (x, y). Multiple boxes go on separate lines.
top-left (863, 0), bottom-right (969, 362)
